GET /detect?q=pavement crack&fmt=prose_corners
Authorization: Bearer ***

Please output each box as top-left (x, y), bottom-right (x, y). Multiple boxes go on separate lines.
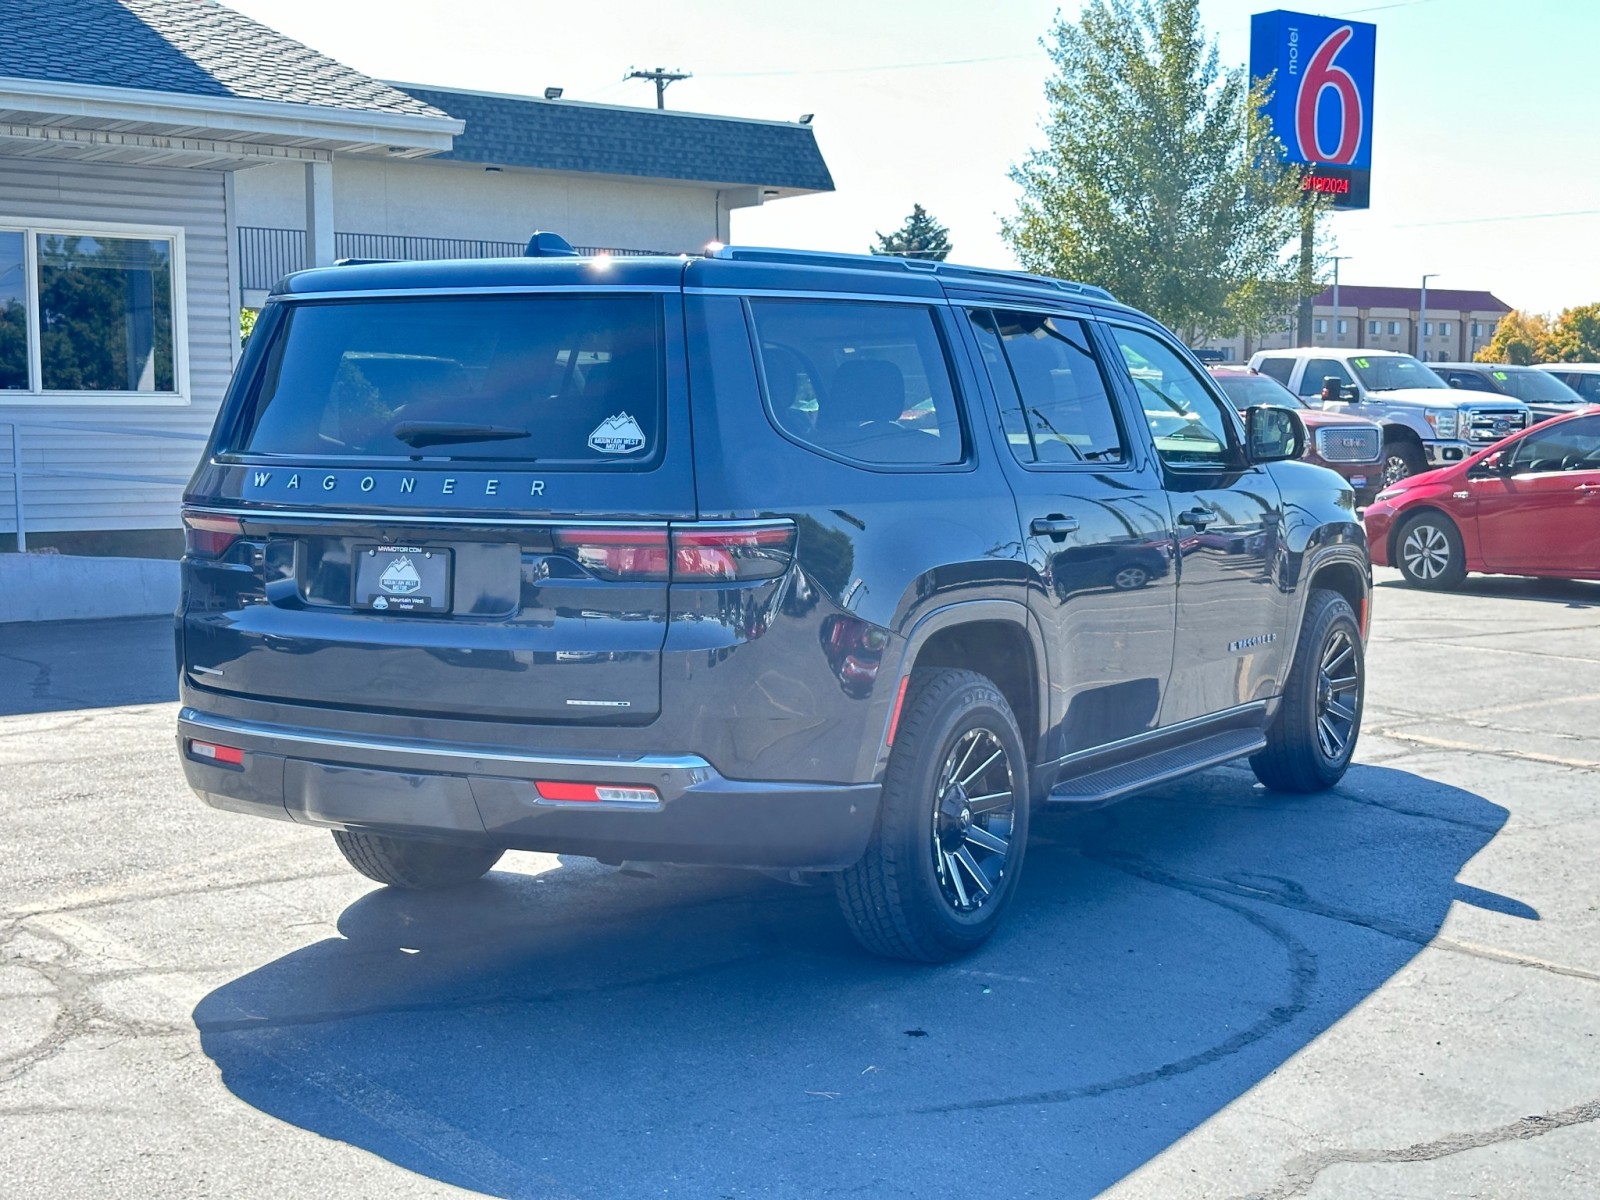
top-left (1232, 1097), bottom-right (1600, 1199)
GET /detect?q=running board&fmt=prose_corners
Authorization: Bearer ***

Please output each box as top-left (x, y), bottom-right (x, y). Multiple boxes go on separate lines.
top-left (1044, 728), bottom-right (1266, 807)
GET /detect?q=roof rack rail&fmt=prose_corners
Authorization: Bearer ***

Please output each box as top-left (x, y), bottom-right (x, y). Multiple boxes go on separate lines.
top-left (705, 244), bottom-right (1115, 303)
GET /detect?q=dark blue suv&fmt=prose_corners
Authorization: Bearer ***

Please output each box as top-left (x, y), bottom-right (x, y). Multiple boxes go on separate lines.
top-left (177, 242), bottom-right (1371, 961)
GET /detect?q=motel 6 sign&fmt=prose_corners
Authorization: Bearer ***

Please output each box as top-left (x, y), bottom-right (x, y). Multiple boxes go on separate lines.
top-left (1250, 10), bottom-right (1376, 210)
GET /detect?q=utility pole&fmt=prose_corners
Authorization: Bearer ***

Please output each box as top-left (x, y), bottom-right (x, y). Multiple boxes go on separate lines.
top-left (1418, 273), bottom-right (1440, 359)
top-left (1296, 202), bottom-right (1315, 347)
top-left (626, 66), bottom-right (691, 109)
top-left (1329, 255), bottom-right (1353, 345)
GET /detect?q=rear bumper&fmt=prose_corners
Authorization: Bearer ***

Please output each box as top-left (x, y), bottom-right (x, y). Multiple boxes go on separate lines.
top-left (177, 708), bottom-right (880, 870)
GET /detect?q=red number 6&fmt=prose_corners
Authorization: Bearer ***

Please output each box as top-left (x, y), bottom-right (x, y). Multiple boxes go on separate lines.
top-left (1296, 27), bottom-right (1362, 166)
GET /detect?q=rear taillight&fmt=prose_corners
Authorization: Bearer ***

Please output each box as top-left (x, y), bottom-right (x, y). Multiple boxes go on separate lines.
top-left (671, 522), bottom-right (795, 581)
top-left (553, 527), bottom-right (671, 581)
top-left (188, 739), bottom-right (244, 766)
top-left (535, 781), bottom-right (660, 806)
top-left (182, 510), bottom-right (243, 558)
top-left (553, 522), bottom-right (795, 582)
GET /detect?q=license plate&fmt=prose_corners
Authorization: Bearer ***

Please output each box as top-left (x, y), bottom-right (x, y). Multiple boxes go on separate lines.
top-left (353, 544), bottom-right (453, 613)
top-left (1349, 475), bottom-right (1367, 488)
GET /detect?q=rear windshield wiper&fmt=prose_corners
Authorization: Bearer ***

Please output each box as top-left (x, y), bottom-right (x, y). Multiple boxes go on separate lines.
top-left (391, 421), bottom-right (531, 448)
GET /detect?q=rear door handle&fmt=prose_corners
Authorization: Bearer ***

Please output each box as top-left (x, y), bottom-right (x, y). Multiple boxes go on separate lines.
top-left (1575, 483), bottom-right (1600, 493)
top-left (1030, 516), bottom-right (1080, 538)
top-left (1177, 507), bottom-right (1217, 529)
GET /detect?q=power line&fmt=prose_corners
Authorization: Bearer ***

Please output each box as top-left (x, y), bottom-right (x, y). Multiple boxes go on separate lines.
top-left (1391, 208), bottom-right (1600, 229)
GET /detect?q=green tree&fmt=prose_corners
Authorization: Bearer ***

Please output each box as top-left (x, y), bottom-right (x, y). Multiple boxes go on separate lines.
top-left (240, 306), bottom-right (258, 347)
top-left (1474, 310), bottom-right (1552, 365)
top-left (872, 204), bottom-right (953, 261)
top-left (1003, 0), bottom-right (1317, 345)
top-left (1543, 303), bottom-right (1600, 363)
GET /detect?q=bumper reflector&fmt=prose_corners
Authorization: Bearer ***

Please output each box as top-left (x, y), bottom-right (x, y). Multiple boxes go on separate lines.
top-left (189, 739), bottom-right (245, 766)
top-left (535, 781), bottom-right (660, 806)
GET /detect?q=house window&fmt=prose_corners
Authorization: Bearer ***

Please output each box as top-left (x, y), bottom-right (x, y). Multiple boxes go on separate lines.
top-left (1337, 318), bottom-right (1348, 335)
top-left (1471, 322), bottom-right (1482, 338)
top-left (1368, 320), bottom-right (1380, 336)
top-left (1388, 321), bottom-right (1400, 336)
top-left (1439, 321), bottom-right (1451, 336)
top-left (0, 221), bottom-right (185, 402)
top-left (1423, 321), bottom-right (1433, 336)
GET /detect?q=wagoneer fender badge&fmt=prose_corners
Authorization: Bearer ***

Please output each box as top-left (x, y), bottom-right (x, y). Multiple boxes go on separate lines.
top-left (1229, 633), bottom-right (1277, 653)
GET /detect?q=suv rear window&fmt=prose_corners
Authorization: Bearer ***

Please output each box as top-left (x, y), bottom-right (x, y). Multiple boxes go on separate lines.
top-left (233, 295), bottom-right (663, 465)
top-left (749, 299), bottom-right (965, 466)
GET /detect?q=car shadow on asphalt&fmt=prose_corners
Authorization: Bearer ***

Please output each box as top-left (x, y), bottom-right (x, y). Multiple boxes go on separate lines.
top-left (1376, 575), bottom-right (1600, 608)
top-left (194, 762), bottom-right (1515, 1200)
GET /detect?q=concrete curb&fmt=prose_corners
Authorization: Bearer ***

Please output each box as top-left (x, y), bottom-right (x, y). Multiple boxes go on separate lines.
top-left (0, 554), bottom-right (179, 623)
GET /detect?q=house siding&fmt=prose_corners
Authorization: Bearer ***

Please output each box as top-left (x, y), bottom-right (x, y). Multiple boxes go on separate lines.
top-left (233, 158), bottom-right (720, 257)
top-left (0, 158), bottom-right (232, 536)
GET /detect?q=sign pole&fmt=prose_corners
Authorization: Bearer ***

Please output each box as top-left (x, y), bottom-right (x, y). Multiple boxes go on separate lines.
top-left (1297, 201), bottom-right (1315, 347)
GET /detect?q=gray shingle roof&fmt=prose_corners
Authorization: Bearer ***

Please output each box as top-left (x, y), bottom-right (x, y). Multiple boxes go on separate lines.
top-left (0, 0), bottom-right (448, 120)
top-left (395, 85), bottom-right (835, 192)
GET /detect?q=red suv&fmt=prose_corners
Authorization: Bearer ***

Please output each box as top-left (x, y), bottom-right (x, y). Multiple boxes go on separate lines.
top-left (1364, 408), bottom-right (1600, 587)
top-left (1209, 367), bottom-right (1384, 505)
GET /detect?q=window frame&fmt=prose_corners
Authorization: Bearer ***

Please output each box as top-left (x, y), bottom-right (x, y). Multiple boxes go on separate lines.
top-left (1098, 317), bottom-right (1247, 473)
top-left (742, 294), bottom-right (974, 474)
top-left (963, 304), bottom-right (1134, 474)
top-left (0, 216), bottom-right (189, 406)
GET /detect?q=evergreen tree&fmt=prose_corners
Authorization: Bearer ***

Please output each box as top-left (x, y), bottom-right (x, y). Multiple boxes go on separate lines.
top-left (872, 204), bottom-right (953, 261)
top-left (1003, 0), bottom-right (1319, 345)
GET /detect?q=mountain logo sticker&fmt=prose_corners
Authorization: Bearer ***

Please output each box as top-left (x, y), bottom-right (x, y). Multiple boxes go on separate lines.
top-left (378, 555), bottom-right (423, 595)
top-left (588, 412), bottom-right (647, 455)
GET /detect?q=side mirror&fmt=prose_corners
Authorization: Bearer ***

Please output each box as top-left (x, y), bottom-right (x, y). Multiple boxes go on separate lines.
top-left (1467, 451), bottom-right (1509, 479)
top-left (1245, 404), bottom-right (1306, 464)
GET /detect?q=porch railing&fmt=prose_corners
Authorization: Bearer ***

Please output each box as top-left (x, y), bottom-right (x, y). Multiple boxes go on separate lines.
top-left (0, 421), bottom-right (208, 552)
top-left (239, 227), bottom-right (669, 291)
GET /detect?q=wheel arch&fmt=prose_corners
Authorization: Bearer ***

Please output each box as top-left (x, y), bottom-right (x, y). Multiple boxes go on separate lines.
top-left (884, 601), bottom-right (1046, 771)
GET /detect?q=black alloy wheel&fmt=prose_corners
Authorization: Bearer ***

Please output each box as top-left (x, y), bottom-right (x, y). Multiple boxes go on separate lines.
top-left (1251, 588), bottom-right (1365, 792)
top-left (930, 727), bottom-right (1018, 914)
top-left (837, 668), bottom-right (1030, 962)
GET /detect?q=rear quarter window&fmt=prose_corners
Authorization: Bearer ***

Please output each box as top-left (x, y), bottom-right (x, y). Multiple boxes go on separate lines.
top-left (232, 294), bottom-right (663, 467)
top-left (748, 298), bottom-right (966, 467)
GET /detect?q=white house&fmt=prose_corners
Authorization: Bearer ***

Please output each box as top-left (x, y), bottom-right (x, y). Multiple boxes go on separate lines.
top-left (0, 0), bottom-right (832, 552)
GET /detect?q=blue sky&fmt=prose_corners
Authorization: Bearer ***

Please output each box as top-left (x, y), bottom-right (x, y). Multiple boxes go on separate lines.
top-left (226, 0), bottom-right (1599, 314)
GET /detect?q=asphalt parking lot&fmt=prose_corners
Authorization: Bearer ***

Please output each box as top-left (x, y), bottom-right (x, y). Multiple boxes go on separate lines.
top-left (2, 570), bottom-right (1597, 1199)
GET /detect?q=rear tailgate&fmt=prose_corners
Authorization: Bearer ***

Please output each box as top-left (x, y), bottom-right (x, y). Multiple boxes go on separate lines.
top-left (181, 286), bottom-right (694, 726)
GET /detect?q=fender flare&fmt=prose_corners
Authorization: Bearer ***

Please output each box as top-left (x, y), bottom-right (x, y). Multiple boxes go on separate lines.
top-left (861, 598), bottom-right (1047, 781)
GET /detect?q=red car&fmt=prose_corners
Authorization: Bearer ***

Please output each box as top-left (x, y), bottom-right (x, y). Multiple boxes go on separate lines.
top-left (1365, 408), bottom-right (1600, 587)
top-left (1208, 367), bottom-right (1384, 505)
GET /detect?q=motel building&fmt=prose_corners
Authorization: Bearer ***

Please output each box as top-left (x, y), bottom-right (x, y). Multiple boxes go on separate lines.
top-left (0, 0), bottom-right (832, 556)
top-left (1199, 285), bottom-right (1513, 366)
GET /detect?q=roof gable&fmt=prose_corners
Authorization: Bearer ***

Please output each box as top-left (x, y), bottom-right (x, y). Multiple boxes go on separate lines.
top-left (395, 85), bottom-right (835, 193)
top-left (0, 0), bottom-right (447, 120)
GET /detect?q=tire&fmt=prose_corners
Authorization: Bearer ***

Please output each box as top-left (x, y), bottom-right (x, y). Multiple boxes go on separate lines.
top-left (1394, 510), bottom-right (1467, 589)
top-left (1251, 589), bottom-right (1364, 793)
top-left (836, 668), bottom-right (1030, 962)
top-left (331, 829), bottom-right (504, 889)
top-left (1380, 438), bottom-right (1427, 486)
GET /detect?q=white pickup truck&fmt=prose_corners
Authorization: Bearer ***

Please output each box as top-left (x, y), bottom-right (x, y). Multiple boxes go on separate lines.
top-left (1249, 347), bottom-right (1532, 485)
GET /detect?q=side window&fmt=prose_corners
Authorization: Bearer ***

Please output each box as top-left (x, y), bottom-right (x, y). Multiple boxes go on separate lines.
top-left (1444, 371), bottom-right (1492, 392)
top-left (1298, 357), bottom-right (1354, 397)
top-left (748, 299), bottom-right (964, 466)
top-left (1508, 416), bottom-right (1600, 474)
top-left (968, 309), bottom-right (1126, 465)
top-left (1108, 326), bottom-right (1239, 468)
top-left (1256, 357), bottom-right (1293, 385)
